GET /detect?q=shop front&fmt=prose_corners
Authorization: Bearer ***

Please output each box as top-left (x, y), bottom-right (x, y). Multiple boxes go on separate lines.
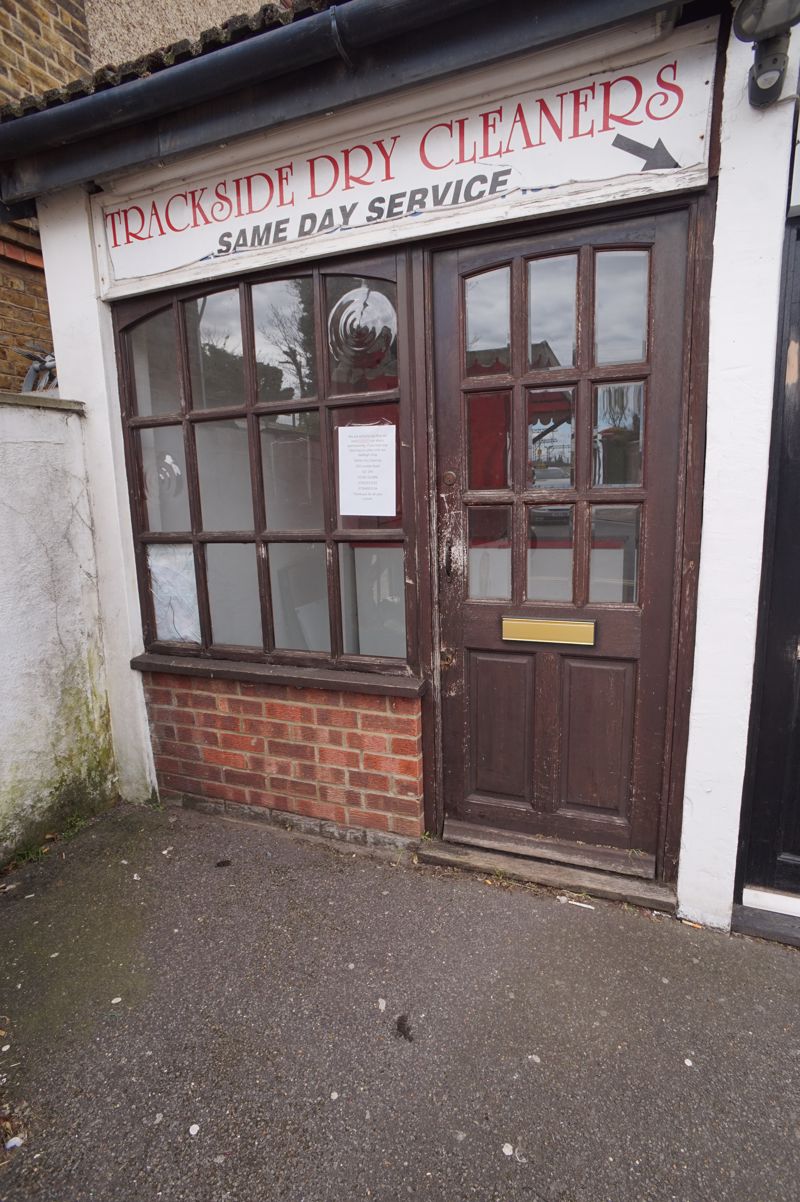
top-left (3, 0), bottom-right (798, 927)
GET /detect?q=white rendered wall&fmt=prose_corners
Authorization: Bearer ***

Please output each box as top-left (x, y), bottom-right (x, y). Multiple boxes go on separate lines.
top-left (38, 189), bottom-right (156, 803)
top-left (677, 31), bottom-right (799, 928)
top-left (0, 400), bottom-right (115, 857)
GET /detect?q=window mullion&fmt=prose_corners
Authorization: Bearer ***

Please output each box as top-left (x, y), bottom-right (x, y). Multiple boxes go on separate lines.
top-left (315, 268), bottom-right (343, 661)
top-left (241, 281), bottom-right (274, 653)
top-left (175, 297), bottom-right (213, 650)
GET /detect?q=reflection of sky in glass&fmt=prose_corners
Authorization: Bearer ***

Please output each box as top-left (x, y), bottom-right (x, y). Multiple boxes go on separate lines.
top-left (466, 267), bottom-right (510, 352)
top-left (595, 251), bottom-right (649, 365)
top-left (529, 256), bottom-right (577, 368)
top-left (194, 288), bottom-right (243, 355)
top-left (253, 278), bottom-right (315, 398)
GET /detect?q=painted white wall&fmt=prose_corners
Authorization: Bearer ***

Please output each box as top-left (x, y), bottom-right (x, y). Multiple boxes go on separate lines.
top-left (37, 189), bottom-right (156, 803)
top-left (677, 30), bottom-right (799, 929)
top-left (0, 399), bottom-right (114, 857)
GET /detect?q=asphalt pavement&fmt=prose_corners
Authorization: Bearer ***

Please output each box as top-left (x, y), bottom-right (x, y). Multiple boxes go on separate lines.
top-left (1, 803), bottom-right (798, 1202)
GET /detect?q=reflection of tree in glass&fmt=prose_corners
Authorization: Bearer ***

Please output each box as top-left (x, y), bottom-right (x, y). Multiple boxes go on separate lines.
top-left (256, 280), bottom-right (317, 400)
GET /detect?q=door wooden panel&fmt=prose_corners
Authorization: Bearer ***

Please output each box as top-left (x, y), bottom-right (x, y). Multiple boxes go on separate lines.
top-left (434, 211), bottom-right (689, 865)
top-left (469, 652), bottom-right (534, 801)
top-left (558, 658), bottom-right (635, 815)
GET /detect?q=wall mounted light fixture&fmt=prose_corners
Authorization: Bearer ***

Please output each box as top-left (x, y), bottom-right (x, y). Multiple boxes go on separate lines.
top-left (733, 0), bottom-right (800, 106)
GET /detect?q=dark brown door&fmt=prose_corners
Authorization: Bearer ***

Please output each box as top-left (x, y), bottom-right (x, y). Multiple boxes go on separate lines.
top-left (434, 211), bottom-right (689, 871)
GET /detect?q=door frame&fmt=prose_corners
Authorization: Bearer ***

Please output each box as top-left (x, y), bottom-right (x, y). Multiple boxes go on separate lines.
top-left (412, 188), bottom-right (717, 883)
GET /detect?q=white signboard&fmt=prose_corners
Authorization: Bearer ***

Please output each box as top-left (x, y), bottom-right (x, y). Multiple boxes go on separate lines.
top-left (99, 37), bottom-right (715, 289)
top-left (338, 425), bottom-right (396, 517)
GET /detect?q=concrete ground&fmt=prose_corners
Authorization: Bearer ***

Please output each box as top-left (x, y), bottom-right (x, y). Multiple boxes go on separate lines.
top-left (0, 805), bottom-right (798, 1202)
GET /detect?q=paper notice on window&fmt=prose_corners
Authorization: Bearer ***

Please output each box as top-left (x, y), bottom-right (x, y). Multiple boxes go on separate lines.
top-left (338, 424), bottom-right (396, 517)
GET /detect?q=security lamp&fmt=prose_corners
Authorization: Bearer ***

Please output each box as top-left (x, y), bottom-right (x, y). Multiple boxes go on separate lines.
top-left (733, 0), bottom-right (800, 107)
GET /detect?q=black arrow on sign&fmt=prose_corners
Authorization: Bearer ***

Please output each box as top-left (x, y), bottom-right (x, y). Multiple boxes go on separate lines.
top-left (612, 134), bottom-right (679, 171)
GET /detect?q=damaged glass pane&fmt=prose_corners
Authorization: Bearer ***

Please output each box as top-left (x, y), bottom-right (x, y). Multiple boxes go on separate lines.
top-left (185, 289), bottom-right (245, 409)
top-left (147, 544), bottom-right (201, 643)
top-left (253, 278), bottom-right (317, 401)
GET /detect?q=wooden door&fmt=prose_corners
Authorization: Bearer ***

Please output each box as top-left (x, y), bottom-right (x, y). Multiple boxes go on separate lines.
top-left (742, 223), bottom-right (800, 896)
top-left (434, 211), bottom-right (689, 872)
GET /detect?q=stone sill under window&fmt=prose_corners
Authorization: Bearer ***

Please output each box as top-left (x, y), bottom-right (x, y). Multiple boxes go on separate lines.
top-left (130, 653), bottom-right (428, 698)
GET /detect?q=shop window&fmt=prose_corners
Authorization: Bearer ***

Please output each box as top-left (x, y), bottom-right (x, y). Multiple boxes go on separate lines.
top-left (120, 266), bottom-right (411, 669)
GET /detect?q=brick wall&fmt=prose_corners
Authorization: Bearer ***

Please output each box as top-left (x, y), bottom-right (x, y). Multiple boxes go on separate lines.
top-left (0, 240), bottom-right (53, 392)
top-left (143, 673), bottom-right (425, 840)
top-left (0, 1), bottom-right (91, 103)
top-left (0, 3), bottom-right (91, 393)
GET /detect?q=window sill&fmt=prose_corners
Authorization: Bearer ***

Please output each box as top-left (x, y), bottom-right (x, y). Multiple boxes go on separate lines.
top-left (131, 652), bottom-right (428, 698)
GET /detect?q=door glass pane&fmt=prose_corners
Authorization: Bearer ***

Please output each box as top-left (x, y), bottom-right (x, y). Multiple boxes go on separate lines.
top-left (468, 507), bottom-right (511, 599)
top-left (195, 420), bottom-right (253, 531)
top-left (465, 267), bottom-right (510, 377)
top-left (527, 507), bottom-right (573, 601)
top-left (339, 544), bottom-right (406, 658)
top-left (528, 255), bottom-right (577, 369)
top-left (594, 250), bottom-right (649, 365)
top-left (261, 411), bottom-right (324, 531)
top-left (138, 425), bottom-right (190, 532)
top-left (590, 505), bottom-right (640, 603)
top-left (326, 276), bottom-right (398, 394)
top-left (185, 289), bottom-right (245, 408)
top-left (269, 542), bottom-right (330, 652)
top-left (147, 544), bottom-right (200, 643)
top-left (468, 392), bottom-right (510, 489)
top-left (207, 543), bottom-right (262, 647)
top-left (130, 310), bottom-right (180, 417)
top-left (527, 388), bottom-right (574, 489)
top-left (252, 278), bottom-right (317, 401)
top-left (593, 383), bottom-right (644, 486)
top-left (332, 404), bottom-right (401, 530)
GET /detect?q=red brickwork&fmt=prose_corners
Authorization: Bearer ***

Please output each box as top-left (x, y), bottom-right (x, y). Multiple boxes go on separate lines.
top-left (143, 673), bottom-right (425, 840)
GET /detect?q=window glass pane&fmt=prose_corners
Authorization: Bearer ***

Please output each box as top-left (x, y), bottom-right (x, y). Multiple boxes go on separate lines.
top-left (260, 411), bottom-right (324, 531)
top-left (528, 255), bottom-right (577, 369)
top-left (465, 267), bottom-right (510, 377)
top-left (468, 507), bottom-right (511, 599)
top-left (339, 544), bottom-right (406, 658)
top-left (326, 276), bottom-right (398, 394)
top-left (147, 544), bottom-right (200, 643)
top-left (138, 425), bottom-right (190, 532)
top-left (594, 251), bottom-right (649, 365)
top-left (185, 289), bottom-right (245, 408)
top-left (527, 507), bottom-right (573, 601)
top-left (269, 542), bottom-right (330, 652)
top-left (332, 404), bottom-right (401, 530)
top-left (206, 543), bottom-right (262, 647)
top-left (528, 388), bottom-right (574, 489)
top-left (468, 392), bottom-right (510, 490)
top-left (590, 505), bottom-right (640, 603)
top-left (593, 383), bottom-right (644, 487)
top-left (195, 419), bottom-right (253, 531)
top-left (252, 278), bottom-right (317, 401)
top-left (130, 310), bottom-right (180, 417)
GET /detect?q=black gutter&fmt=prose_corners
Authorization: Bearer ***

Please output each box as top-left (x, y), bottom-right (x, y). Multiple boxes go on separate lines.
top-left (0, 0), bottom-right (679, 162)
top-left (0, 0), bottom-right (494, 159)
top-left (1, 0), bottom-right (687, 206)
